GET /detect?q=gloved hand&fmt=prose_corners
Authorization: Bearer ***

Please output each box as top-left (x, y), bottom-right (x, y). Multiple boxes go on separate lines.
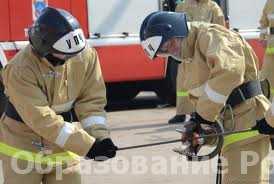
top-left (181, 112), bottom-right (216, 147)
top-left (255, 118), bottom-right (274, 135)
top-left (86, 138), bottom-right (118, 161)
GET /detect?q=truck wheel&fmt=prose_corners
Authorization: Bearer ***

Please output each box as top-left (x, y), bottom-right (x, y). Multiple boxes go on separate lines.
top-left (155, 57), bottom-right (178, 105)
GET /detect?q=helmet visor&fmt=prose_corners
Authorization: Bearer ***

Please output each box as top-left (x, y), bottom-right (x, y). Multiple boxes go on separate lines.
top-left (52, 28), bottom-right (86, 55)
top-left (141, 36), bottom-right (162, 60)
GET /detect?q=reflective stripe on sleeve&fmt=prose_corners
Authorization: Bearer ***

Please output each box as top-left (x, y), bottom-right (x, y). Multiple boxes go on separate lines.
top-left (81, 116), bottom-right (106, 129)
top-left (205, 83), bottom-right (228, 104)
top-left (55, 122), bottom-right (75, 147)
top-left (51, 100), bottom-right (75, 114)
top-left (268, 14), bottom-right (274, 20)
top-left (260, 28), bottom-right (268, 34)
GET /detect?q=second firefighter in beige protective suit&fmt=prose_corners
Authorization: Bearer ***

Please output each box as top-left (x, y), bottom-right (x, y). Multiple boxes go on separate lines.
top-left (140, 11), bottom-right (271, 184)
top-left (168, 0), bottom-right (226, 124)
top-left (0, 7), bottom-right (117, 184)
top-left (260, 0), bottom-right (274, 97)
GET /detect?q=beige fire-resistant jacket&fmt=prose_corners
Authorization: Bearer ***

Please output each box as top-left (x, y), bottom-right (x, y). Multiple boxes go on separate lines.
top-left (260, 0), bottom-right (274, 54)
top-left (180, 22), bottom-right (270, 125)
top-left (175, 0), bottom-right (225, 26)
top-left (2, 45), bottom-right (108, 156)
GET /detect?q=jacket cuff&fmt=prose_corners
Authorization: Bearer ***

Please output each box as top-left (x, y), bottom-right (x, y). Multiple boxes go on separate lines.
top-left (85, 124), bottom-right (110, 140)
top-left (63, 129), bottom-right (96, 156)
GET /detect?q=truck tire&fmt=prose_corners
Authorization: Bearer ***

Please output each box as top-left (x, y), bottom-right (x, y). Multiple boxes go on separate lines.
top-left (155, 57), bottom-right (178, 105)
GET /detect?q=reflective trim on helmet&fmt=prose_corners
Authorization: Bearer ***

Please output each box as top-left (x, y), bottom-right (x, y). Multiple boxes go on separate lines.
top-left (0, 142), bottom-right (79, 166)
top-left (52, 28), bottom-right (86, 54)
top-left (141, 36), bottom-right (163, 60)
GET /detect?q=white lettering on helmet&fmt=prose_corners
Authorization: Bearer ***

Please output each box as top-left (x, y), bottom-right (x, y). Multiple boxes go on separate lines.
top-left (141, 36), bottom-right (163, 60)
top-left (66, 40), bottom-right (72, 49)
top-left (53, 28), bottom-right (86, 54)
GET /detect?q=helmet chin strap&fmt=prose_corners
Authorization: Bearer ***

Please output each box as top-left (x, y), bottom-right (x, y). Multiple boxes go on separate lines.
top-left (45, 54), bottom-right (67, 66)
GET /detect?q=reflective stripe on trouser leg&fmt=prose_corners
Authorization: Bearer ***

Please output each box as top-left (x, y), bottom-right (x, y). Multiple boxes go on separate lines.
top-left (177, 91), bottom-right (189, 97)
top-left (176, 91), bottom-right (188, 115)
top-left (223, 130), bottom-right (259, 149)
top-left (266, 47), bottom-right (274, 55)
top-left (0, 142), bottom-right (79, 167)
top-left (176, 91), bottom-right (195, 115)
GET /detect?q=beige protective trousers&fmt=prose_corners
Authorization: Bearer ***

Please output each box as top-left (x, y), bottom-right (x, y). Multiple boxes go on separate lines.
top-left (220, 104), bottom-right (270, 184)
top-left (221, 138), bottom-right (269, 184)
top-left (176, 63), bottom-right (195, 115)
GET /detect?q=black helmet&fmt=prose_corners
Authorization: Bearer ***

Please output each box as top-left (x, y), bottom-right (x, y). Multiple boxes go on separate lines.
top-left (140, 11), bottom-right (189, 59)
top-left (28, 7), bottom-right (86, 57)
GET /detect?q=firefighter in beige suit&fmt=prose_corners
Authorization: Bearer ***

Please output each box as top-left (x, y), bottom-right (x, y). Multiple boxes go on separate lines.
top-left (260, 0), bottom-right (274, 97)
top-left (168, 0), bottom-right (226, 124)
top-left (140, 11), bottom-right (270, 184)
top-left (0, 7), bottom-right (117, 184)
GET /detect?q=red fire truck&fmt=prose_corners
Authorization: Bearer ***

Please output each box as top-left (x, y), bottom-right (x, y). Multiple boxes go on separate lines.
top-left (0, 0), bottom-right (267, 103)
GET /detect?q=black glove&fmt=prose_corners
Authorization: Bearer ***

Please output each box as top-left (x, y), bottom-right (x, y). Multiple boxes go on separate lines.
top-left (191, 112), bottom-right (214, 124)
top-left (181, 112), bottom-right (214, 144)
top-left (255, 118), bottom-right (274, 135)
top-left (86, 138), bottom-right (118, 161)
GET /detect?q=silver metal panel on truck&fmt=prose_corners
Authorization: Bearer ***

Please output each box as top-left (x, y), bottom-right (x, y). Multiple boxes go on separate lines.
top-left (87, 0), bottom-right (159, 38)
top-left (228, 0), bottom-right (267, 30)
